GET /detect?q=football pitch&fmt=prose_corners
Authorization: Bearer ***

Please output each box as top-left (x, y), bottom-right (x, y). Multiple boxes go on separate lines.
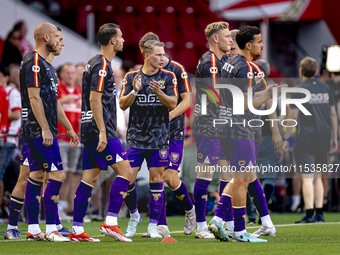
top-left (1, 213), bottom-right (340, 255)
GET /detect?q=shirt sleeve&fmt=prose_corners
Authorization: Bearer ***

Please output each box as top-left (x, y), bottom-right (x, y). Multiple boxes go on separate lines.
top-left (26, 52), bottom-right (44, 89)
top-left (171, 62), bottom-right (191, 95)
top-left (121, 72), bottom-right (135, 97)
top-left (9, 89), bottom-right (21, 112)
top-left (164, 72), bottom-right (178, 97)
top-left (90, 56), bottom-right (108, 92)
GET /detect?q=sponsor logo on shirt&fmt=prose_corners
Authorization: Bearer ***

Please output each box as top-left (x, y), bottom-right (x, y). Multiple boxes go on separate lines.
top-left (32, 65), bottom-right (40, 72)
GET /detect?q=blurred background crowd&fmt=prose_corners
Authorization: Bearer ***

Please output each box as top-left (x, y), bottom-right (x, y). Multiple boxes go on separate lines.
top-left (0, 0), bottom-right (339, 224)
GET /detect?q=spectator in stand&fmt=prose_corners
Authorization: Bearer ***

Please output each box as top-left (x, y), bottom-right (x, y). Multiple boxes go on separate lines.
top-left (57, 63), bottom-right (82, 218)
top-left (113, 68), bottom-right (128, 143)
top-left (1, 30), bottom-right (22, 67)
top-left (0, 62), bottom-right (14, 219)
top-left (5, 64), bottom-right (21, 154)
top-left (13, 21), bottom-right (33, 57)
top-left (75, 63), bottom-right (85, 88)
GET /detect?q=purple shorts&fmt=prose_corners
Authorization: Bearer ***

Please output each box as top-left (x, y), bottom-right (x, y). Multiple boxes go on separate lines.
top-left (27, 138), bottom-right (63, 172)
top-left (20, 138), bottom-right (29, 166)
top-left (82, 139), bottom-right (128, 170)
top-left (126, 147), bottom-right (169, 168)
top-left (195, 136), bottom-right (225, 165)
top-left (167, 140), bottom-right (184, 171)
top-left (220, 139), bottom-right (256, 171)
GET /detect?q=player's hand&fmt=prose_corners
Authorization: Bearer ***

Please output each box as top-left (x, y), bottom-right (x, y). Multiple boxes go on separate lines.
top-left (265, 84), bottom-right (278, 98)
top-left (277, 149), bottom-right (285, 163)
top-left (272, 132), bottom-right (283, 150)
top-left (42, 129), bottom-right (54, 147)
top-left (277, 84), bottom-right (288, 98)
top-left (67, 129), bottom-right (79, 147)
top-left (329, 138), bottom-right (338, 154)
top-left (132, 75), bottom-right (142, 93)
top-left (282, 140), bottom-right (289, 152)
top-left (149, 79), bottom-right (162, 95)
top-left (97, 131), bottom-right (107, 152)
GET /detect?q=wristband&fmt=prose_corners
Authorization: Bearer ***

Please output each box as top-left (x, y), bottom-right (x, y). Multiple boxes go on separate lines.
top-left (131, 90), bottom-right (138, 96)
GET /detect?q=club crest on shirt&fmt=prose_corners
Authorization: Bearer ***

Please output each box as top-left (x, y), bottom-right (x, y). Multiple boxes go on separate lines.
top-left (159, 149), bottom-right (168, 160)
top-left (158, 80), bottom-right (165, 89)
top-left (171, 152), bottom-right (179, 163)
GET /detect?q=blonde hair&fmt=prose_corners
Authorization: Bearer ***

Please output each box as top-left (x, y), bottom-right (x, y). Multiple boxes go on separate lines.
top-left (142, 40), bottom-right (164, 57)
top-left (300, 56), bottom-right (317, 78)
top-left (139, 32), bottom-right (159, 48)
top-left (205, 21), bottom-right (229, 40)
top-left (230, 29), bottom-right (239, 41)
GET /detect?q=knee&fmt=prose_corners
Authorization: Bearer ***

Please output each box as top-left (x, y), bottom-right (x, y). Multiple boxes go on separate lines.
top-left (150, 173), bottom-right (163, 183)
top-left (164, 173), bottom-right (178, 189)
top-left (49, 171), bottom-right (65, 183)
top-left (30, 171), bottom-right (45, 182)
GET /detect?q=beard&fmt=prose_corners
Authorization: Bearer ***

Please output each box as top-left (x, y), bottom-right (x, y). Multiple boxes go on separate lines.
top-left (46, 40), bottom-right (58, 53)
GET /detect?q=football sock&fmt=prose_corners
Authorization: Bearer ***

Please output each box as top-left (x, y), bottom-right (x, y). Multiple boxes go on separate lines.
top-left (263, 184), bottom-right (274, 203)
top-left (157, 191), bottom-right (167, 226)
top-left (306, 208), bottom-right (314, 218)
top-left (105, 216), bottom-right (118, 226)
top-left (72, 226), bottom-right (84, 235)
top-left (261, 215), bottom-right (274, 228)
top-left (225, 221), bottom-right (234, 231)
top-left (214, 194), bottom-right (232, 221)
top-left (248, 179), bottom-right (269, 217)
top-left (193, 178), bottom-right (212, 223)
top-left (125, 182), bottom-right (138, 213)
top-left (44, 179), bottom-right (62, 234)
top-left (25, 177), bottom-right (42, 227)
top-left (149, 182), bottom-right (164, 224)
top-left (131, 210), bottom-right (140, 219)
top-left (28, 224), bottom-right (41, 235)
top-left (197, 221), bottom-right (208, 232)
top-left (56, 224), bottom-right (63, 231)
top-left (148, 222), bottom-right (157, 231)
top-left (73, 180), bottom-right (93, 226)
top-left (8, 196), bottom-right (24, 230)
top-left (212, 215), bottom-right (223, 224)
top-left (233, 206), bottom-right (246, 236)
top-left (316, 208), bottom-right (323, 215)
top-left (106, 176), bottom-right (130, 225)
top-left (172, 181), bottom-right (193, 211)
top-left (219, 179), bottom-right (229, 197)
top-left (55, 209), bottom-right (62, 228)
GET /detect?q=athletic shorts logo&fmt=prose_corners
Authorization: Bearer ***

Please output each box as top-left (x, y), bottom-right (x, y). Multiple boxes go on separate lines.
top-left (32, 65), bottom-right (40, 72)
top-left (247, 72), bottom-right (254, 79)
top-left (198, 153), bottom-right (203, 159)
top-left (99, 70), bottom-right (107, 77)
top-left (159, 150), bottom-right (168, 160)
top-left (106, 155), bottom-right (113, 161)
top-left (210, 67), bottom-right (218, 74)
top-left (43, 163), bottom-right (49, 169)
top-left (171, 152), bottom-right (179, 163)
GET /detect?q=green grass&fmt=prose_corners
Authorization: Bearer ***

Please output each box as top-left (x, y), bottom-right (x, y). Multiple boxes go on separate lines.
top-left (1, 213), bottom-right (340, 255)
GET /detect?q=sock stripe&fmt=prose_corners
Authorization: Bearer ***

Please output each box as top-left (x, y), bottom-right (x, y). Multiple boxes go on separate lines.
top-left (249, 179), bottom-right (257, 183)
top-left (196, 177), bottom-right (212, 181)
top-left (116, 175), bottom-right (129, 181)
top-left (232, 206), bottom-right (246, 209)
top-left (128, 186), bottom-right (135, 192)
top-left (81, 180), bottom-right (94, 188)
top-left (220, 179), bottom-right (230, 183)
top-left (171, 181), bottom-right (182, 191)
top-left (28, 178), bottom-right (42, 186)
top-left (10, 197), bottom-right (24, 204)
top-left (150, 189), bottom-right (163, 192)
top-left (221, 193), bottom-right (231, 198)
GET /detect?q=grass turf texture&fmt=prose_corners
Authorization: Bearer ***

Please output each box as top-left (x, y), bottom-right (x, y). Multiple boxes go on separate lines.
top-left (1, 213), bottom-right (340, 255)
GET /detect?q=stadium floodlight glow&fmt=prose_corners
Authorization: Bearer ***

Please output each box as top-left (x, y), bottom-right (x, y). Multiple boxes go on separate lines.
top-left (326, 45), bottom-right (340, 72)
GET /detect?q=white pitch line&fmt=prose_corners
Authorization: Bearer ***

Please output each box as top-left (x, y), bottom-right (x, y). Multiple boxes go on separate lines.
top-left (1, 222), bottom-right (340, 243)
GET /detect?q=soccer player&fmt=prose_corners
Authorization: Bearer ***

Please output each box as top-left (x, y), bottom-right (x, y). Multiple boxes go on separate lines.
top-left (122, 32), bottom-right (195, 238)
top-left (70, 23), bottom-right (133, 242)
top-left (192, 21), bottom-right (233, 239)
top-left (120, 40), bottom-right (178, 238)
top-left (19, 22), bottom-right (78, 242)
top-left (210, 25), bottom-right (285, 242)
top-left (283, 56), bottom-right (337, 223)
top-left (228, 29), bottom-right (240, 58)
top-left (4, 26), bottom-right (69, 240)
top-left (0, 62), bottom-right (12, 221)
